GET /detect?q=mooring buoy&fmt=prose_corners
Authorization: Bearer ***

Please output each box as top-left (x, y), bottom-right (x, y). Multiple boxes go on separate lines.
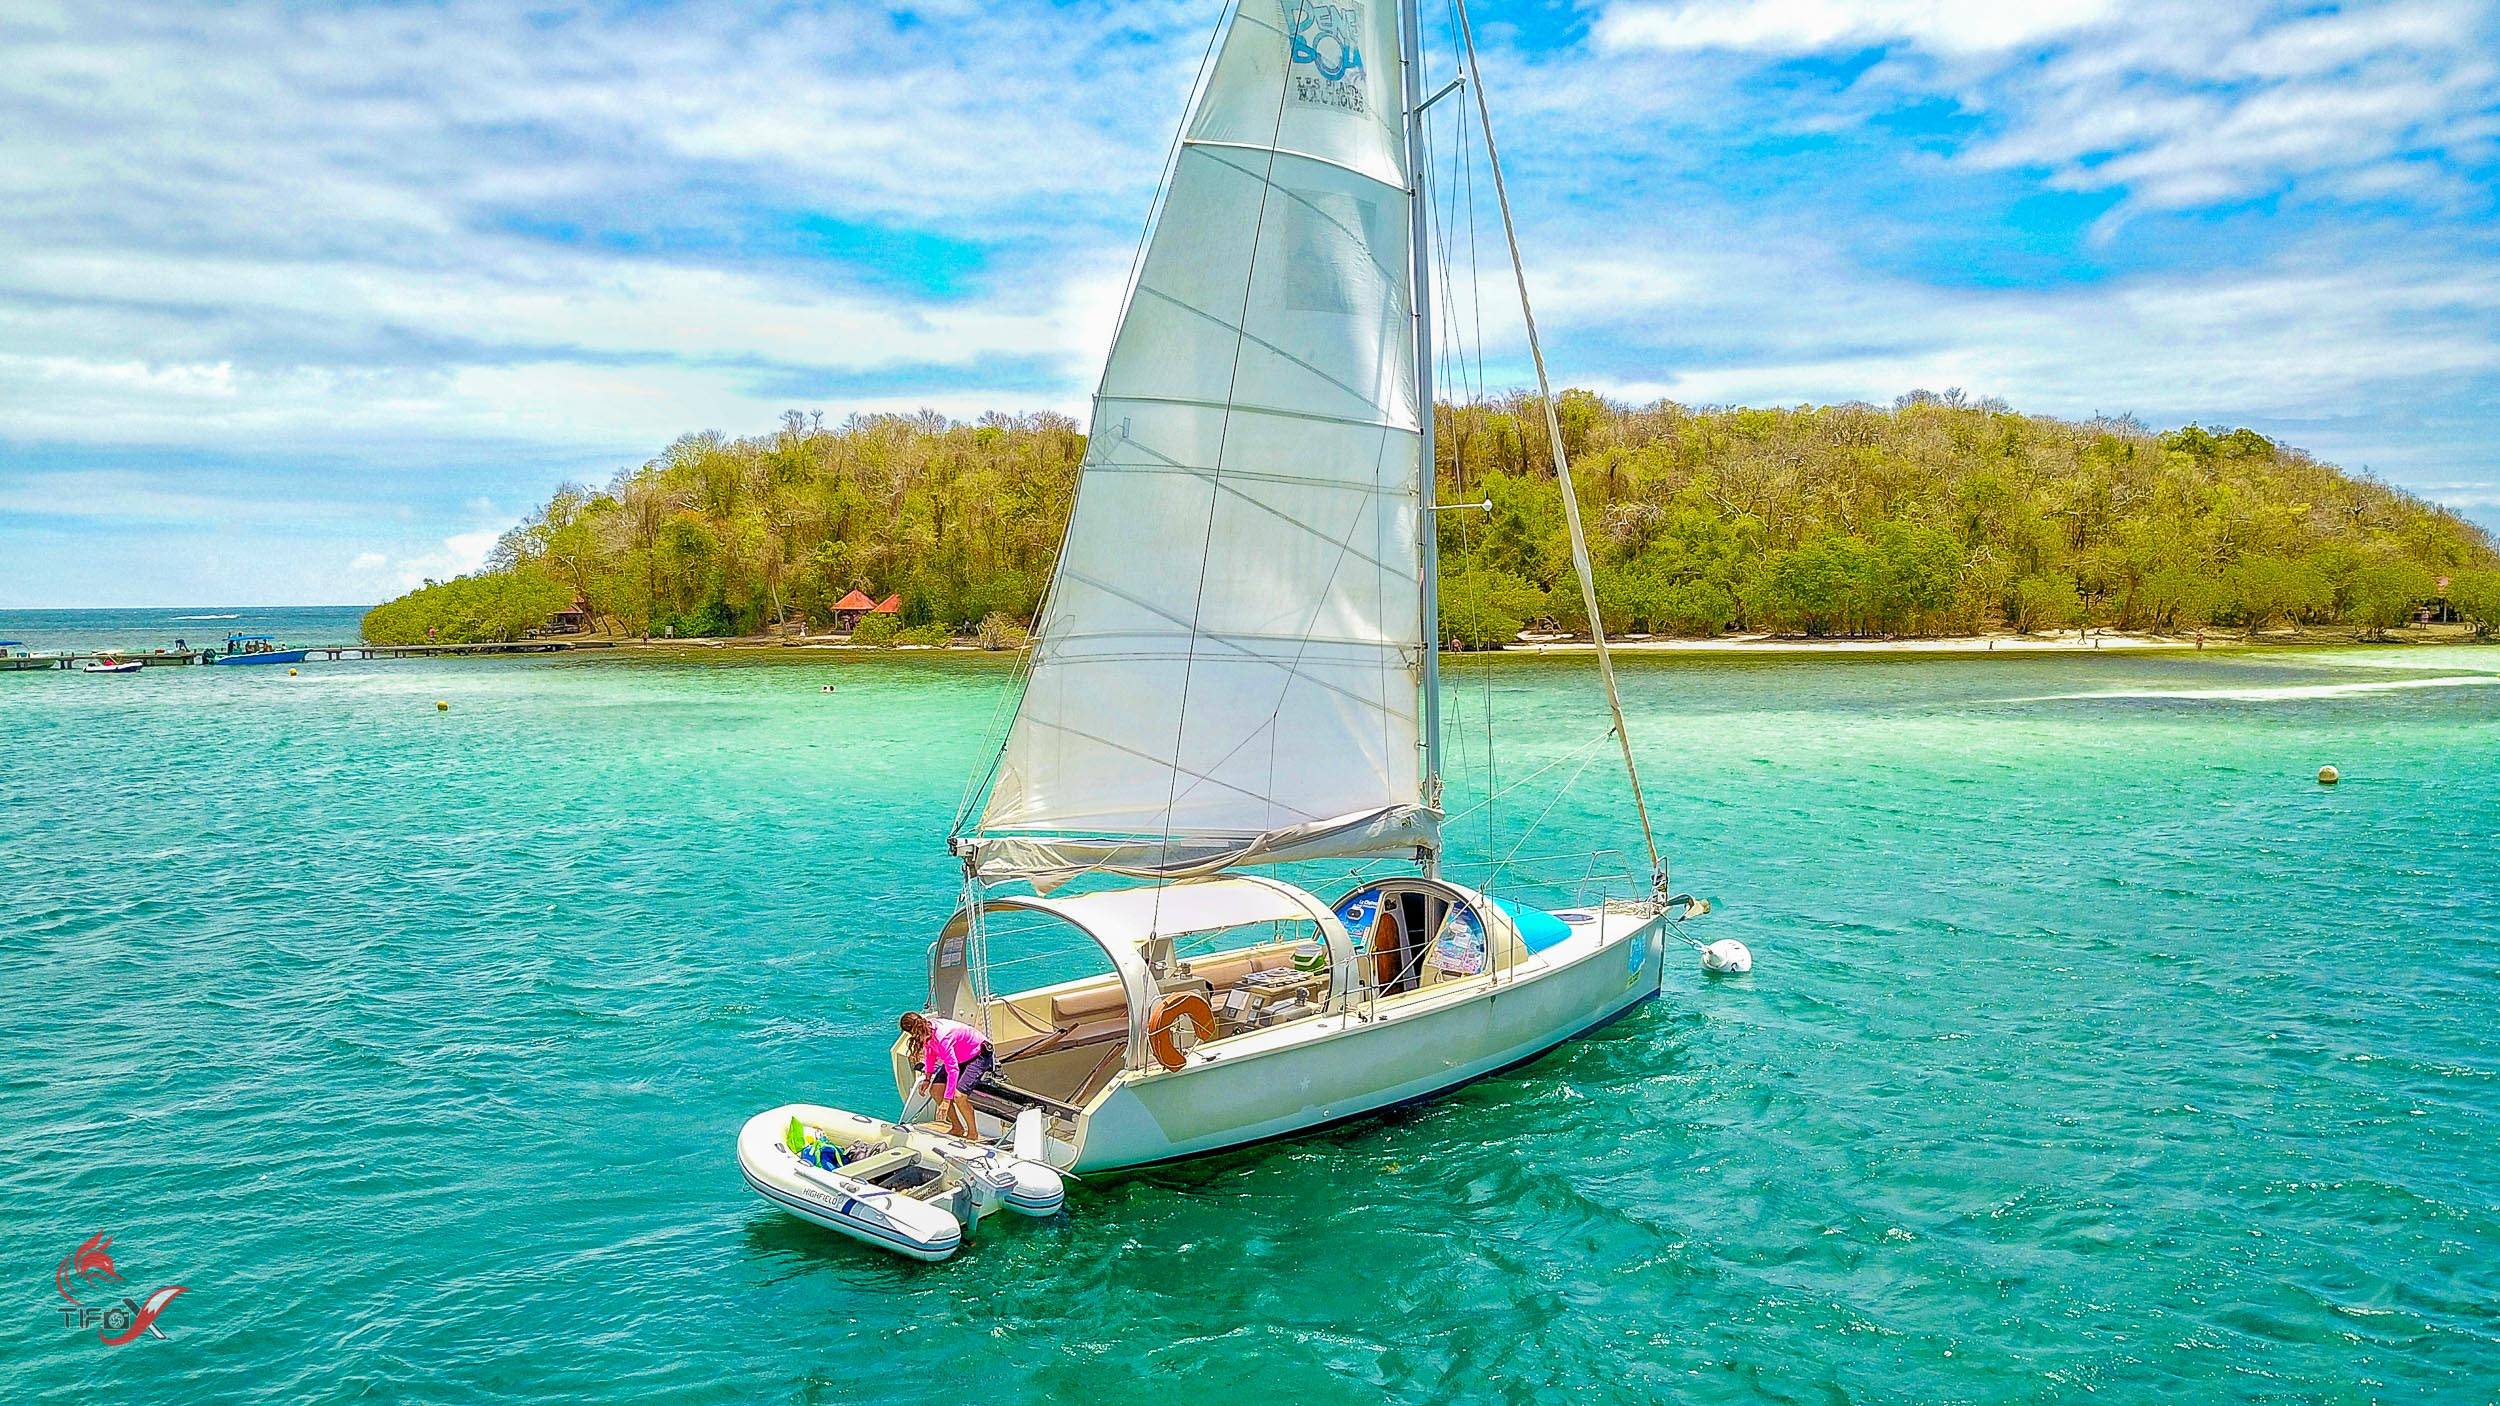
top-left (2317, 765), bottom-right (2340, 786)
top-left (1701, 939), bottom-right (1753, 975)
top-left (436, 700), bottom-right (450, 712)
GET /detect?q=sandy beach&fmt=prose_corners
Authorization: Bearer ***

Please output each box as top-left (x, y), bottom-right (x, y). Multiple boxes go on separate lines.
top-left (594, 622), bottom-right (2486, 657)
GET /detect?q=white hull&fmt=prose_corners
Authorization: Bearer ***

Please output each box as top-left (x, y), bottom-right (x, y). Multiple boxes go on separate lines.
top-left (908, 900), bottom-right (1669, 1175)
top-left (1077, 908), bottom-right (1664, 1171)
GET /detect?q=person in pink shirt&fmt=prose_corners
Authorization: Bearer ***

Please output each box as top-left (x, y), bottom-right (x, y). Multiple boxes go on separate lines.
top-left (900, 1011), bottom-right (993, 1138)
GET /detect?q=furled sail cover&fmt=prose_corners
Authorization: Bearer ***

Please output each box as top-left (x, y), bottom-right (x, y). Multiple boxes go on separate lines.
top-left (965, 0), bottom-right (1430, 881)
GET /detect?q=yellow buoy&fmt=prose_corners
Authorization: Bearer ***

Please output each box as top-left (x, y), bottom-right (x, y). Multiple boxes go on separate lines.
top-left (436, 700), bottom-right (450, 712)
top-left (2317, 765), bottom-right (2340, 785)
top-left (288, 667), bottom-right (298, 676)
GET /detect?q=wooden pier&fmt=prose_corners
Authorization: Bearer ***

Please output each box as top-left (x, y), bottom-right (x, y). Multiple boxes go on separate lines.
top-left (3, 639), bottom-right (614, 670)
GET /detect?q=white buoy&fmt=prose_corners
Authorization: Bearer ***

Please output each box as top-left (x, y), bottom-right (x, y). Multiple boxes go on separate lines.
top-left (1701, 939), bottom-right (1753, 975)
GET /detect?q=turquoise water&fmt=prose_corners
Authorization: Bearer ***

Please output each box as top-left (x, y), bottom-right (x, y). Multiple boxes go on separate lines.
top-left (5, 640), bottom-right (2497, 1401)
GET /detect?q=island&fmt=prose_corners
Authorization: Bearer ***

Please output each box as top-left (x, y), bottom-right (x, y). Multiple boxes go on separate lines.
top-left (363, 392), bottom-right (2500, 649)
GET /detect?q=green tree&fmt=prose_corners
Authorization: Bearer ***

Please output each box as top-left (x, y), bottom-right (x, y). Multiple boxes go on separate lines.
top-left (1439, 569), bottom-right (1545, 648)
top-left (1864, 520), bottom-right (1962, 634)
top-left (365, 396), bottom-right (2498, 652)
top-left (1760, 535), bottom-right (1872, 636)
top-left (2222, 555), bottom-right (2332, 633)
top-left (2446, 570), bottom-right (2500, 636)
top-left (2342, 559), bottom-right (2436, 638)
top-left (2010, 573), bottom-right (2083, 632)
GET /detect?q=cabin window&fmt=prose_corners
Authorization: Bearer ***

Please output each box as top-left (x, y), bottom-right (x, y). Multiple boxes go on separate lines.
top-left (1333, 882), bottom-right (1493, 996)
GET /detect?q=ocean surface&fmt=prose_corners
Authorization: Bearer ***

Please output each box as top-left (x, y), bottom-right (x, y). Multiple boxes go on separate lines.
top-left (4, 628), bottom-right (2496, 1403)
top-left (0, 604), bottom-right (371, 656)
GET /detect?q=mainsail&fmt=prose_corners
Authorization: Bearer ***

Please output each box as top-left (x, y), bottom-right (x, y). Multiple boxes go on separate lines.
top-left (961, 0), bottom-right (1429, 882)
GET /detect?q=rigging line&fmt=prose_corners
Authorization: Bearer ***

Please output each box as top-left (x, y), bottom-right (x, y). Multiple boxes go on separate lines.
top-left (1127, 282), bottom-right (1395, 426)
top-left (1423, 0), bottom-right (1497, 890)
top-left (1087, 441), bottom-right (1408, 577)
top-left (1462, 70), bottom-right (1498, 898)
top-left (1045, 567), bottom-right (1408, 715)
top-left (1092, 0), bottom-right (1241, 394)
top-left (1244, 432), bottom-right (1405, 832)
top-left (1147, 0), bottom-right (1302, 910)
top-left (1426, 71), bottom-right (1483, 845)
top-left (1091, 395), bottom-right (1408, 437)
top-left (1397, 1), bottom-right (1447, 848)
top-left (1185, 138), bottom-right (1409, 193)
top-left (1165, 427), bottom-right (1403, 820)
top-left (1454, 0), bottom-right (1488, 407)
top-left (954, 5), bottom-right (1234, 844)
top-left (1438, 726), bottom-right (1614, 827)
top-left (1039, 630), bottom-right (1416, 654)
top-left (1453, 0), bottom-right (1666, 895)
top-left (988, 713), bottom-right (1331, 819)
top-left (1495, 730), bottom-right (1612, 876)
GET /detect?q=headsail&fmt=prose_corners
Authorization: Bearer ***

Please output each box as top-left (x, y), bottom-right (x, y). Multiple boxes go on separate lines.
top-left (961, 0), bottom-right (1427, 883)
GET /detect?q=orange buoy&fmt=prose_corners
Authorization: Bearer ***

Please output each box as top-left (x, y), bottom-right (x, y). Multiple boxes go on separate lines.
top-left (1145, 992), bottom-right (1216, 1071)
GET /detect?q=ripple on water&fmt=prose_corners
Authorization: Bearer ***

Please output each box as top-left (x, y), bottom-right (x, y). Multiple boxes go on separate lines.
top-left (2, 649), bottom-right (2497, 1402)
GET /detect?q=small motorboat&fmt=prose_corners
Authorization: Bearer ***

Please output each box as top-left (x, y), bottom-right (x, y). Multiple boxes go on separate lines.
top-left (738, 1103), bottom-right (1063, 1261)
top-left (82, 654), bottom-right (143, 674)
top-left (1, 642), bottom-right (64, 672)
top-left (213, 633), bottom-right (309, 666)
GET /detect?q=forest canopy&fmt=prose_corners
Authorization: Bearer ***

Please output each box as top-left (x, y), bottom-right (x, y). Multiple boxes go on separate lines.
top-left (364, 394), bottom-right (2500, 646)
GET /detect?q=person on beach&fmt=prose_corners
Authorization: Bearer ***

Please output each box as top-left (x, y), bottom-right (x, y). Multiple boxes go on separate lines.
top-left (901, 1011), bottom-right (992, 1139)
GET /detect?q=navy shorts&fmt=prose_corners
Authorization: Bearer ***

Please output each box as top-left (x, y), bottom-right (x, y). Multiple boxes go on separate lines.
top-left (951, 1048), bottom-right (996, 1094)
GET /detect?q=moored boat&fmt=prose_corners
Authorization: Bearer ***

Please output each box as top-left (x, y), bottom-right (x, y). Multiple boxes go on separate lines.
top-left (213, 634), bottom-right (308, 666)
top-left (741, 0), bottom-right (1707, 1250)
top-left (81, 654), bottom-right (144, 674)
top-left (737, 1104), bottom-right (1064, 1260)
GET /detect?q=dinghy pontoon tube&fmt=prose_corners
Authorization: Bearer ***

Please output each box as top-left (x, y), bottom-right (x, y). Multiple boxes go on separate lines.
top-left (738, 1104), bottom-right (1063, 1261)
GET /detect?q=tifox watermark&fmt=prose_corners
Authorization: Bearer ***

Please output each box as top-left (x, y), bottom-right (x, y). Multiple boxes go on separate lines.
top-left (53, 1234), bottom-right (188, 1346)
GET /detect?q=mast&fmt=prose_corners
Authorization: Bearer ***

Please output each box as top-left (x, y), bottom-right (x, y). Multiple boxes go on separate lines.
top-left (1453, 0), bottom-right (1666, 898)
top-left (1401, 0), bottom-right (1442, 878)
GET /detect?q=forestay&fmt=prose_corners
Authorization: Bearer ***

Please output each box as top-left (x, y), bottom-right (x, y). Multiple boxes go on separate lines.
top-left (963, 0), bottom-right (1430, 882)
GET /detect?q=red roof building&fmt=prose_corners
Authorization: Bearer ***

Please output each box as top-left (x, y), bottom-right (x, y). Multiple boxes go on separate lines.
top-left (832, 589), bottom-right (879, 631)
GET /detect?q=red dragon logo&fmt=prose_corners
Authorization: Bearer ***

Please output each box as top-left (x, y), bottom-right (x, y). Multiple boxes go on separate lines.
top-left (54, 1234), bottom-right (186, 1345)
top-left (54, 1234), bottom-right (119, 1305)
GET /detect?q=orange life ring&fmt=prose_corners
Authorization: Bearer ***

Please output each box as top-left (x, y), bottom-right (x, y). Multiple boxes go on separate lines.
top-left (1146, 993), bottom-right (1216, 1071)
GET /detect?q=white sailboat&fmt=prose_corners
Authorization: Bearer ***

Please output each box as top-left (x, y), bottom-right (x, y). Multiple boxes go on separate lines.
top-left (744, 0), bottom-right (1703, 1253)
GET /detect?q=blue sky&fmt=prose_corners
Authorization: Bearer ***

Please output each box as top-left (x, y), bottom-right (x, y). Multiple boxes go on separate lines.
top-left (1, 0), bottom-right (2495, 607)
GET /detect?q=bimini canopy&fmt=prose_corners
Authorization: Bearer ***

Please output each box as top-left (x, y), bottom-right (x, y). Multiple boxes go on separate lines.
top-left (1006, 875), bottom-right (1349, 947)
top-left (929, 877), bottom-right (1356, 1071)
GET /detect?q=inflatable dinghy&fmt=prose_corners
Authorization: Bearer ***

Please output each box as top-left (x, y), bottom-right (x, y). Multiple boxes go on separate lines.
top-left (737, 1103), bottom-right (1063, 1261)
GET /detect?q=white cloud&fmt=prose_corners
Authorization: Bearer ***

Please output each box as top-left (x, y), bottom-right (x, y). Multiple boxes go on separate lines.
top-left (1545, 240), bottom-right (2500, 422)
top-left (1597, 0), bottom-right (2117, 56)
top-left (0, 469), bottom-right (364, 525)
top-left (2, 0), bottom-right (2495, 605)
top-left (0, 0), bottom-right (1174, 467)
top-left (1598, 0), bottom-right (2500, 223)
